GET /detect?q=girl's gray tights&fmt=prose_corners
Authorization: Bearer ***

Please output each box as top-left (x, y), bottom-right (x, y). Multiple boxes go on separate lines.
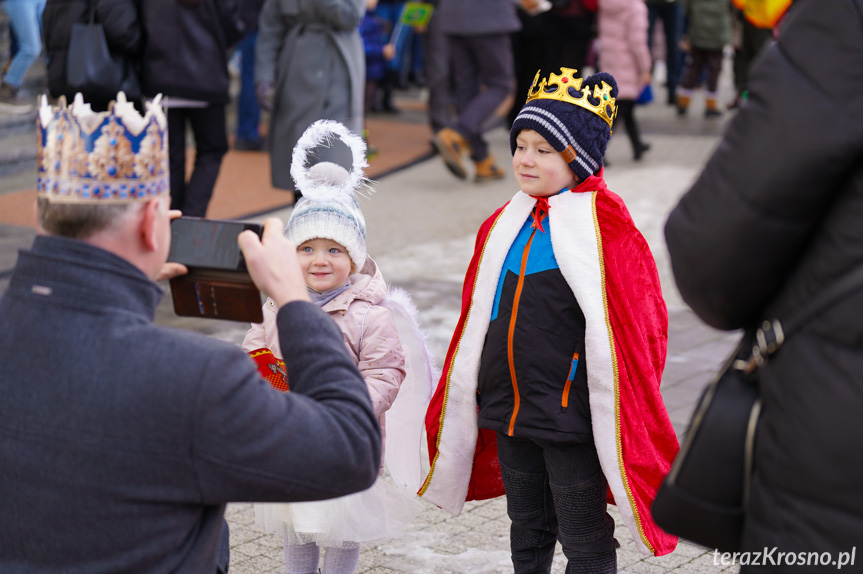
top-left (284, 540), bottom-right (361, 574)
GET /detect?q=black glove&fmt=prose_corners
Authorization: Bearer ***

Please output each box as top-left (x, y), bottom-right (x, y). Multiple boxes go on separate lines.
top-left (256, 81), bottom-right (274, 112)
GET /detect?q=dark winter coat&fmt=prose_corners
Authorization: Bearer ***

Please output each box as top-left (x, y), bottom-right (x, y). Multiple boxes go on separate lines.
top-left (680, 0), bottom-right (731, 50)
top-left (42, 0), bottom-right (142, 108)
top-left (665, 0), bottom-right (863, 563)
top-left (477, 212), bottom-right (592, 443)
top-left (0, 235), bottom-right (380, 572)
top-left (138, 0), bottom-right (244, 104)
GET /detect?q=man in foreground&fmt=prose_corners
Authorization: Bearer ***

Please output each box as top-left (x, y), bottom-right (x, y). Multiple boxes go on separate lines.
top-left (0, 95), bottom-right (381, 572)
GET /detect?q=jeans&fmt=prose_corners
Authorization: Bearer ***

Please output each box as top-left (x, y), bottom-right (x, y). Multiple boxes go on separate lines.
top-left (1, 0), bottom-right (46, 88)
top-left (448, 33), bottom-right (515, 162)
top-left (647, 2), bottom-right (683, 101)
top-left (235, 31), bottom-right (261, 143)
top-left (496, 433), bottom-right (617, 574)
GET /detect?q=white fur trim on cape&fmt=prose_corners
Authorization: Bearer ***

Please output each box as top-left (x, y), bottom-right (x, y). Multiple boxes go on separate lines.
top-left (420, 192), bottom-right (536, 514)
top-left (549, 191), bottom-right (650, 555)
top-left (290, 119), bottom-right (371, 201)
top-left (380, 287), bottom-right (438, 494)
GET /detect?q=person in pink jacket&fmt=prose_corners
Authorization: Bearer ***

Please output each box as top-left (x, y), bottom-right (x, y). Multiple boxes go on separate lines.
top-left (597, 0), bottom-right (653, 160)
top-left (243, 120), bottom-right (430, 574)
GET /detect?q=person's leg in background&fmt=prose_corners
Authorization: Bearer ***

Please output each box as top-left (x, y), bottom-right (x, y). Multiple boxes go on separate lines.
top-left (441, 33), bottom-right (513, 182)
top-left (375, 0), bottom-right (404, 112)
top-left (421, 10), bottom-right (453, 133)
top-left (729, 18), bottom-right (771, 109)
top-left (235, 30), bottom-right (263, 151)
top-left (2, 20), bottom-right (19, 78)
top-left (675, 47), bottom-right (704, 115)
top-left (703, 49), bottom-right (724, 118)
top-left (182, 105), bottom-right (229, 217)
top-left (660, 2), bottom-right (682, 106)
top-left (647, 2), bottom-right (681, 106)
top-left (0, 0), bottom-right (45, 112)
top-left (430, 34), bottom-right (477, 180)
top-left (408, 28), bottom-right (424, 87)
top-left (167, 107), bottom-right (190, 213)
top-left (615, 99), bottom-right (649, 160)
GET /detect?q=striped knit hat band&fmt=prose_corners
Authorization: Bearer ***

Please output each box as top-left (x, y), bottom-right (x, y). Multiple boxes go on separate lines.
top-left (510, 72), bottom-right (618, 183)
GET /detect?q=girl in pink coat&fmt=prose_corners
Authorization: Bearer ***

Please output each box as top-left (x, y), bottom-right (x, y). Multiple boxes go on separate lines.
top-left (244, 121), bottom-right (433, 574)
top-left (598, 0), bottom-right (653, 160)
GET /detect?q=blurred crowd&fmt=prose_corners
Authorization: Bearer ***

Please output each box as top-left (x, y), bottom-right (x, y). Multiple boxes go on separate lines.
top-left (0, 0), bottom-right (776, 216)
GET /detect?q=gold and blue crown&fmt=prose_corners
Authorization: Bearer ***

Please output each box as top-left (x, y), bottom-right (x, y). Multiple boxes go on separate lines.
top-left (37, 93), bottom-right (169, 203)
top-left (525, 68), bottom-right (618, 128)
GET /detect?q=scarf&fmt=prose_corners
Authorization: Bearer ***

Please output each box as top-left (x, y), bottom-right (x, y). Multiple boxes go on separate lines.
top-left (308, 280), bottom-right (351, 307)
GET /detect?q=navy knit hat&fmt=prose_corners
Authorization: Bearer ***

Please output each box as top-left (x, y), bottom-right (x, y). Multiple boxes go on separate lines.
top-left (510, 71), bottom-right (619, 183)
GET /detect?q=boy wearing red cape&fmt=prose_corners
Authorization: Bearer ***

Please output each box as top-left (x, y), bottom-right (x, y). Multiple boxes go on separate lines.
top-left (419, 68), bottom-right (679, 572)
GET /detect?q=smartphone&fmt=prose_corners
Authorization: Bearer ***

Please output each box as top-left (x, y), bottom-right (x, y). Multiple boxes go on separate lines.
top-left (167, 217), bottom-right (265, 323)
top-left (168, 217), bottom-right (263, 271)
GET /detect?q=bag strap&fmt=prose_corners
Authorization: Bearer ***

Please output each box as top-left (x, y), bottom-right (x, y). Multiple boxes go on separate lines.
top-left (740, 264), bottom-right (863, 373)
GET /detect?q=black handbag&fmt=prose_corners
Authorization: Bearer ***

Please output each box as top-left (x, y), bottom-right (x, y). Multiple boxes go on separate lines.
top-left (66, 0), bottom-right (140, 101)
top-left (652, 265), bottom-right (863, 552)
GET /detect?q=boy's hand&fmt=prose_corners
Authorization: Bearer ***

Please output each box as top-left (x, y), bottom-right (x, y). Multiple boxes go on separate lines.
top-left (239, 218), bottom-right (311, 308)
top-left (383, 43), bottom-right (396, 61)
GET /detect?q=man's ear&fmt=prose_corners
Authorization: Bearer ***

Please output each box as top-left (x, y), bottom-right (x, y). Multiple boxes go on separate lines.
top-left (139, 198), bottom-right (163, 252)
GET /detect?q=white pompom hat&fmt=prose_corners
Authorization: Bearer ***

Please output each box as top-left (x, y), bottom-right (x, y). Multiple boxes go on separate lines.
top-left (285, 120), bottom-right (371, 270)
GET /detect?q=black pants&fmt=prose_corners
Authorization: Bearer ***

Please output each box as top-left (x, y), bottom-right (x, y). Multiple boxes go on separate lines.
top-left (680, 48), bottom-right (724, 94)
top-left (614, 99), bottom-right (644, 158)
top-left (168, 105), bottom-right (228, 218)
top-left (647, 2), bottom-right (683, 102)
top-left (496, 433), bottom-right (617, 574)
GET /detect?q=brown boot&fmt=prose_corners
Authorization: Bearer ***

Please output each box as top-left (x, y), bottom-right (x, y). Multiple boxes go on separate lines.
top-left (431, 127), bottom-right (470, 180)
top-left (474, 156), bottom-right (505, 183)
top-left (0, 82), bottom-right (33, 115)
top-left (675, 94), bottom-right (690, 116)
top-left (705, 98), bottom-right (723, 118)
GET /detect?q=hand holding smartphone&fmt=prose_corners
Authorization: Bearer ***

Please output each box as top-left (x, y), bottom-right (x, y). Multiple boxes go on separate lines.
top-left (167, 217), bottom-right (265, 323)
top-left (238, 217), bottom-right (312, 308)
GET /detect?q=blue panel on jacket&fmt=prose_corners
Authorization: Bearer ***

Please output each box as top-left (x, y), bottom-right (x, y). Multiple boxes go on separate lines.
top-left (491, 213), bottom-right (559, 321)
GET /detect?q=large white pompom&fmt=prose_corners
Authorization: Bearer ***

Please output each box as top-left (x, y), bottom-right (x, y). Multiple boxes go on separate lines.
top-left (290, 119), bottom-right (370, 203)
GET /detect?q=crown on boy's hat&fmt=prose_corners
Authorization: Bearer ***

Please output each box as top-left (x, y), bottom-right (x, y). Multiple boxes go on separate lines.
top-left (37, 92), bottom-right (169, 203)
top-left (510, 68), bottom-right (619, 183)
top-left (286, 120), bottom-right (371, 271)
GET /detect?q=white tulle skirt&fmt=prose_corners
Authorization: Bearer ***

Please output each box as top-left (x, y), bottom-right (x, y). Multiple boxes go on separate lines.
top-left (255, 474), bottom-right (424, 548)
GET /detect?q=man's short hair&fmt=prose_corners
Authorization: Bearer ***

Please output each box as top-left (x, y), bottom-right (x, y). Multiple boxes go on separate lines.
top-left (37, 197), bottom-right (139, 240)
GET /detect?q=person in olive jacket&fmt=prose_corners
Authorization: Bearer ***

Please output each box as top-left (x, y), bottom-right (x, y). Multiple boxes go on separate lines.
top-left (42, 0), bottom-right (142, 111)
top-left (665, 1), bottom-right (863, 569)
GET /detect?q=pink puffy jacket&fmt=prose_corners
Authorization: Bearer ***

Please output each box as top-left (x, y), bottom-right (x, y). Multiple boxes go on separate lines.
top-left (597, 0), bottom-right (652, 100)
top-left (243, 257), bottom-right (407, 455)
